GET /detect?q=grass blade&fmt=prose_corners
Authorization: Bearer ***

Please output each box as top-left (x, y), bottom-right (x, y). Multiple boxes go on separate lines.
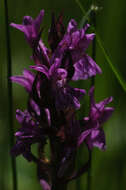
top-left (79, 8), bottom-right (92, 28)
top-left (96, 33), bottom-right (126, 92)
top-left (4, 0), bottom-right (18, 189)
top-left (75, 0), bottom-right (126, 92)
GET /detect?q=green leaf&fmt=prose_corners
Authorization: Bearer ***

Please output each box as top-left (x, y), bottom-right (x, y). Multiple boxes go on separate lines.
top-left (79, 8), bottom-right (92, 28)
top-left (75, 0), bottom-right (126, 92)
top-left (96, 33), bottom-right (126, 92)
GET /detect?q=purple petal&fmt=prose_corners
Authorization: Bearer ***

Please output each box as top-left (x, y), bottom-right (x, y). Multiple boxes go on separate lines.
top-left (56, 68), bottom-right (68, 80)
top-left (72, 54), bottom-right (102, 81)
top-left (89, 87), bottom-right (114, 122)
top-left (10, 76), bottom-right (32, 92)
top-left (10, 23), bottom-right (34, 43)
top-left (55, 86), bottom-right (85, 111)
top-left (39, 40), bottom-right (50, 64)
top-left (16, 109), bottom-right (25, 124)
top-left (78, 130), bottom-right (91, 146)
top-left (50, 65), bottom-right (68, 83)
top-left (10, 23), bottom-right (26, 33)
top-left (81, 33), bottom-right (95, 51)
top-left (91, 129), bottom-right (100, 139)
top-left (89, 86), bottom-right (95, 106)
top-left (10, 76), bottom-right (29, 90)
top-left (69, 25), bottom-right (90, 50)
top-left (67, 19), bottom-right (77, 33)
top-left (11, 141), bottom-right (25, 157)
top-left (99, 107), bottom-right (114, 124)
top-left (69, 30), bottom-right (84, 50)
top-left (33, 10), bottom-right (44, 33)
top-left (95, 97), bottom-right (113, 111)
top-left (72, 87), bottom-right (86, 100)
top-left (10, 69), bottom-right (35, 92)
top-left (83, 129), bottom-right (106, 150)
top-left (29, 99), bottom-right (40, 116)
top-left (48, 60), bottom-right (60, 77)
top-left (30, 64), bottom-right (49, 78)
top-left (59, 34), bottom-right (71, 51)
top-left (45, 108), bottom-right (51, 126)
top-left (40, 179), bottom-right (51, 190)
top-left (10, 10), bottom-right (44, 48)
top-left (23, 69), bottom-right (35, 82)
top-left (91, 129), bottom-right (106, 150)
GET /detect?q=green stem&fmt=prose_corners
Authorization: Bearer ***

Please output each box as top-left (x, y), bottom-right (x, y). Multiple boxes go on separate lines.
top-left (91, 9), bottom-right (96, 86)
top-left (75, 148), bottom-right (83, 190)
top-left (4, 0), bottom-right (18, 190)
top-left (51, 182), bottom-right (67, 190)
top-left (87, 150), bottom-right (92, 190)
top-left (87, 5), bottom-right (96, 190)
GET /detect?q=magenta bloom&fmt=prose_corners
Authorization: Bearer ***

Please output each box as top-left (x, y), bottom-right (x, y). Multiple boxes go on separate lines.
top-left (11, 109), bottom-right (45, 161)
top-left (10, 10), bottom-right (114, 189)
top-left (10, 10), bottom-right (44, 47)
top-left (78, 87), bottom-right (114, 150)
top-left (10, 10), bottom-right (49, 65)
top-left (51, 19), bottom-right (102, 81)
top-left (10, 69), bottom-right (35, 93)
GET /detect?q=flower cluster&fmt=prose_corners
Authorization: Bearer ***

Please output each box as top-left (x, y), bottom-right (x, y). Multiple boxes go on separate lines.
top-left (10, 10), bottom-right (114, 190)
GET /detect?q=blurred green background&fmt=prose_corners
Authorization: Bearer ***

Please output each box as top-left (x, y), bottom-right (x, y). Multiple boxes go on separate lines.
top-left (0, 0), bottom-right (126, 189)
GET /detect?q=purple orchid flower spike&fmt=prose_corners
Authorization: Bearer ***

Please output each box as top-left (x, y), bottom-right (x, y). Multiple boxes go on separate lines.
top-left (78, 87), bottom-right (114, 150)
top-left (10, 10), bottom-right (114, 190)
top-left (10, 69), bottom-right (35, 93)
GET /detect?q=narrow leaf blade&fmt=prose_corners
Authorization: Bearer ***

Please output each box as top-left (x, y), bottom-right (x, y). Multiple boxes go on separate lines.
top-left (75, 0), bottom-right (126, 92)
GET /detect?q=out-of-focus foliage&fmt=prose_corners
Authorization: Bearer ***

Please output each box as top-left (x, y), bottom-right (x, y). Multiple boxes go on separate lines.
top-left (0, 0), bottom-right (126, 189)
